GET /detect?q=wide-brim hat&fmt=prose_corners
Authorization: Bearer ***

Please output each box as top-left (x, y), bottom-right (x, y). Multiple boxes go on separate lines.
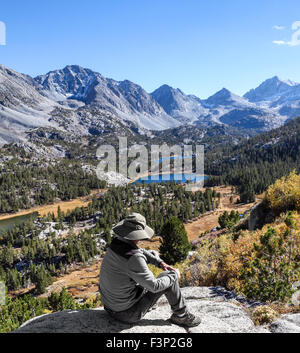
top-left (112, 213), bottom-right (154, 240)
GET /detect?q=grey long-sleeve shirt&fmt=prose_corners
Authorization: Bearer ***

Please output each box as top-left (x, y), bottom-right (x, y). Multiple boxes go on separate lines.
top-left (99, 247), bottom-right (178, 312)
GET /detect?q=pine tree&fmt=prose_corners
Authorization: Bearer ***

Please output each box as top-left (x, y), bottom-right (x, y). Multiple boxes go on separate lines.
top-left (159, 217), bottom-right (191, 265)
top-left (31, 264), bottom-right (53, 294)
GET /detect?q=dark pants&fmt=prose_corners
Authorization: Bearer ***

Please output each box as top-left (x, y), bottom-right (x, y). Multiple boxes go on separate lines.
top-left (105, 271), bottom-right (187, 324)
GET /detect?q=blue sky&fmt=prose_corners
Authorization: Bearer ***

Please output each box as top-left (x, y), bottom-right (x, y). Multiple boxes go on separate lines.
top-left (0, 0), bottom-right (300, 98)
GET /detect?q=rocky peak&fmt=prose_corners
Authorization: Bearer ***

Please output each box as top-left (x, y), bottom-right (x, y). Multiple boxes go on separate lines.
top-left (151, 84), bottom-right (206, 123)
top-left (151, 84), bottom-right (185, 114)
top-left (244, 76), bottom-right (299, 102)
top-left (204, 88), bottom-right (247, 107)
top-left (35, 65), bottom-right (97, 100)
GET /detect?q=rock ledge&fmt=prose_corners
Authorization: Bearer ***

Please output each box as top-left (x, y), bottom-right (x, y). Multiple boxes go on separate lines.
top-left (14, 287), bottom-right (300, 333)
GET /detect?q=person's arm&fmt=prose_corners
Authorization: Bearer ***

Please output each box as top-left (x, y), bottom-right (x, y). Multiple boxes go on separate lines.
top-left (140, 249), bottom-right (164, 267)
top-left (140, 249), bottom-right (178, 272)
top-left (127, 254), bottom-right (177, 293)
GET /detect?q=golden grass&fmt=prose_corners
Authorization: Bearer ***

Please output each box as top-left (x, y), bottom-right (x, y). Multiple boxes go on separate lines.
top-left (37, 261), bottom-right (102, 300)
top-left (184, 186), bottom-right (257, 241)
top-left (141, 185), bottom-right (256, 247)
top-left (0, 189), bottom-right (107, 221)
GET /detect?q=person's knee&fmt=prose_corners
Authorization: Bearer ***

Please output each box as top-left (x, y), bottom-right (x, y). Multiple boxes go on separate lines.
top-left (157, 271), bottom-right (180, 287)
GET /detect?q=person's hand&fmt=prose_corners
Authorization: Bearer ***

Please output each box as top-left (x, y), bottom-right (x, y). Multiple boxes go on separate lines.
top-left (160, 262), bottom-right (180, 279)
top-left (160, 262), bottom-right (176, 271)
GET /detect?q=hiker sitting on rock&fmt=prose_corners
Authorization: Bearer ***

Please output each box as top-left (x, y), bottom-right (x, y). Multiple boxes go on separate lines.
top-left (99, 212), bottom-right (201, 327)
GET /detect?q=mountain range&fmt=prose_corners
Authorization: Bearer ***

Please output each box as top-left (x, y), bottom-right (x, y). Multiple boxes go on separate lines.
top-left (1, 64), bottom-right (300, 145)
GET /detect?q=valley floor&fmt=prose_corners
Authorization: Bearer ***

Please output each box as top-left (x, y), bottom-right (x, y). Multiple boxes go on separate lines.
top-left (184, 185), bottom-right (260, 241)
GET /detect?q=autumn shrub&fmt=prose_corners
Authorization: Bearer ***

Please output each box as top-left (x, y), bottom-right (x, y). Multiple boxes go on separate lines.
top-left (179, 235), bottom-right (232, 287)
top-left (82, 293), bottom-right (103, 308)
top-left (264, 171), bottom-right (300, 213)
top-left (179, 211), bottom-right (299, 303)
top-left (252, 306), bottom-right (278, 325)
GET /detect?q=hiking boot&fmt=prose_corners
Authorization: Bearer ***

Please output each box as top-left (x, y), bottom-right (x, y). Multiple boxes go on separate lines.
top-left (170, 312), bottom-right (201, 327)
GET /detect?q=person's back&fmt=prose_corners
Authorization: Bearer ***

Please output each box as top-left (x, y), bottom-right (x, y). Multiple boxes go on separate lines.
top-left (99, 246), bottom-right (145, 312)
